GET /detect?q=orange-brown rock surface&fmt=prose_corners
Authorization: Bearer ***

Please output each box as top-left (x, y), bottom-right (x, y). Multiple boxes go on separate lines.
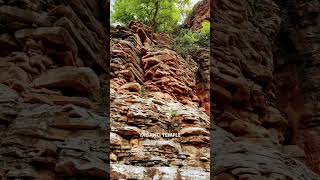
top-left (110, 20), bottom-right (210, 179)
top-left (1, 0), bottom-right (320, 179)
top-left (0, 0), bottom-right (109, 179)
top-left (185, 0), bottom-right (210, 31)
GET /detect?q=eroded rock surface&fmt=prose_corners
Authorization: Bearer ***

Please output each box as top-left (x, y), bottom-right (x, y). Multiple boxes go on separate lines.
top-left (110, 21), bottom-right (210, 179)
top-left (185, 0), bottom-right (210, 31)
top-left (0, 1), bottom-right (109, 179)
top-left (212, 0), bottom-right (320, 179)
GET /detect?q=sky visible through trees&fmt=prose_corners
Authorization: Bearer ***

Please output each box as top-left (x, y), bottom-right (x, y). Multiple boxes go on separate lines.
top-left (110, 0), bottom-right (201, 25)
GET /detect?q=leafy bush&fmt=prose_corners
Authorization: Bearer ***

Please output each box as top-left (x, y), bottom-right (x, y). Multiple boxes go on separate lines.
top-left (172, 20), bottom-right (210, 58)
top-left (198, 20), bottom-right (210, 46)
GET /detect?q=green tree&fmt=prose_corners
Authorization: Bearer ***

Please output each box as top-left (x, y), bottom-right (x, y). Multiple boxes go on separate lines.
top-left (111, 0), bottom-right (191, 32)
top-left (173, 20), bottom-right (210, 57)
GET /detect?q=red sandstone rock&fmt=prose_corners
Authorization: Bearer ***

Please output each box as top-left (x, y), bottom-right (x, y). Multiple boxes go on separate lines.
top-left (184, 0), bottom-right (210, 31)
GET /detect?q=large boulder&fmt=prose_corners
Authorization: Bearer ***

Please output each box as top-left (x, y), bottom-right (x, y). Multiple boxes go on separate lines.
top-left (32, 66), bottom-right (100, 98)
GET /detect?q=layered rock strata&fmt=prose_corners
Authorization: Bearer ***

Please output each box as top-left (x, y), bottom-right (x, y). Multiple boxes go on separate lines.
top-left (185, 0), bottom-right (210, 31)
top-left (110, 21), bottom-right (210, 179)
top-left (273, 0), bottom-right (320, 175)
top-left (0, 1), bottom-right (109, 179)
top-left (184, 0), bottom-right (211, 116)
top-left (212, 0), bottom-right (320, 179)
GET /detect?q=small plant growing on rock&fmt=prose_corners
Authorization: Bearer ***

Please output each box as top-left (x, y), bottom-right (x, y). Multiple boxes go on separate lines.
top-left (139, 86), bottom-right (145, 96)
top-left (170, 111), bottom-right (177, 118)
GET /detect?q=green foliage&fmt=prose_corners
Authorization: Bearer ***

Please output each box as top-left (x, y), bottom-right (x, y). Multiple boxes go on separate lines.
top-left (111, 0), bottom-right (191, 32)
top-left (139, 86), bottom-right (145, 96)
top-left (185, 8), bottom-right (193, 18)
top-left (200, 21), bottom-right (210, 35)
top-left (173, 20), bottom-right (210, 58)
top-left (170, 111), bottom-right (177, 118)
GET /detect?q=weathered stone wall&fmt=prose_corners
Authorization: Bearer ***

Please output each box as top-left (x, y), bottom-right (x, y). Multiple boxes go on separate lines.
top-left (184, 0), bottom-right (211, 115)
top-left (212, 0), bottom-right (320, 179)
top-left (0, 0), bottom-right (109, 179)
top-left (185, 0), bottom-right (210, 31)
top-left (1, 0), bottom-right (319, 179)
top-left (109, 21), bottom-right (210, 179)
top-left (273, 0), bottom-right (320, 175)
top-left (213, 0), bottom-right (285, 148)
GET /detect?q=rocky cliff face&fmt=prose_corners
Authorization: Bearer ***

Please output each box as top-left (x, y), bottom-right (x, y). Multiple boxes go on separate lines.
top-left (0, 0), bottom-right (109, 179)
top-left (212, 0), bottom-right (320, 179)
top-left (1, 0), bottom-right (319, 179)
top-left (109, 21), bottom-right (210, 179)
top-left (273, 0), bottom-right (320, 175)
top-left (185, 0), bottom-right (210, 31)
